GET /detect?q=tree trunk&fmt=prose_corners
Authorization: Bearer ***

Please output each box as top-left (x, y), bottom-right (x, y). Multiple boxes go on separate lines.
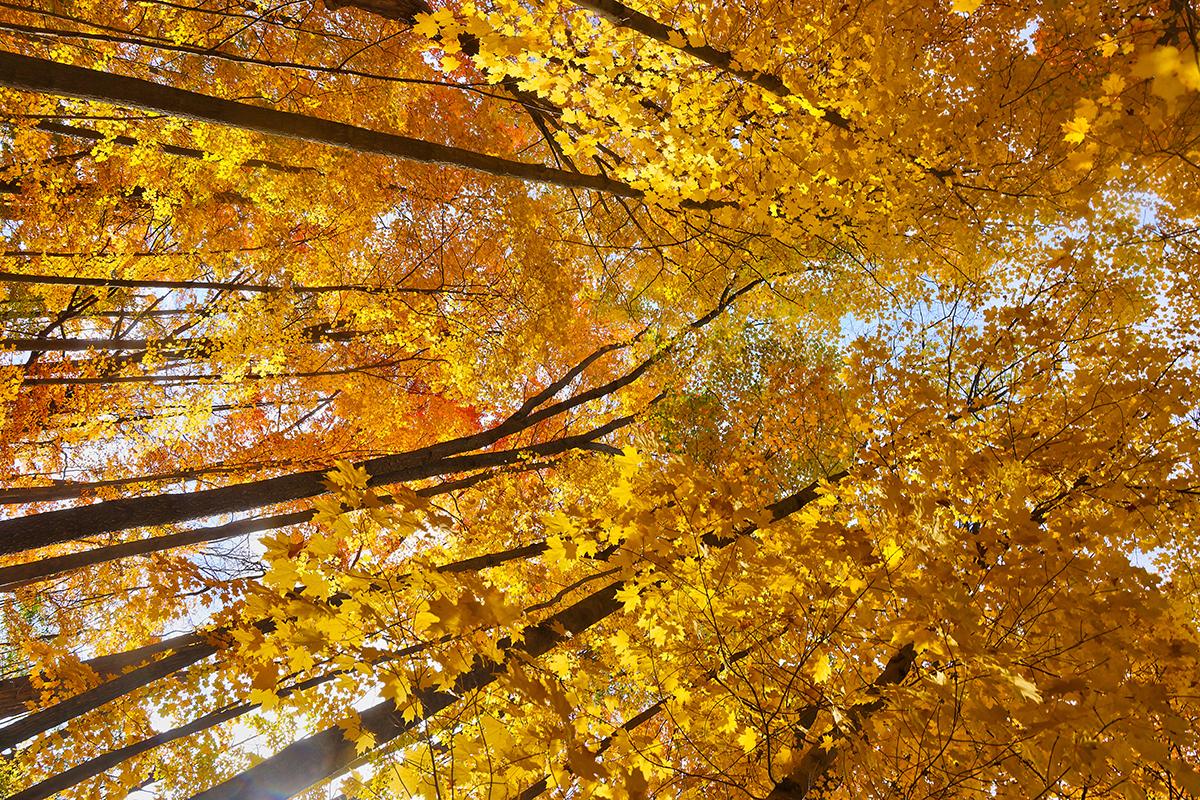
top-left (0, 406), bottom-right (632, 555)
top-left (0, 52), bottom-right (641, 198)
top-left (2, 535), bottom-right (570, 798)
top-left (0, 270), bottom-right (460, 295)
top-left (0, 630), bottom-right (201, 717)
top-left (0, 468), bottom-right (524, 590)
top-left (767, 643), bottom-right (917, 799)
top-left (186, 480), bottom-right (827, 800)
top-left (0, 639), bottom-right (220, 750)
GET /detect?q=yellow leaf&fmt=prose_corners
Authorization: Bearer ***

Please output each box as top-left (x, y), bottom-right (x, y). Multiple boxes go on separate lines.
top-left (264, 556), bottom-right (301, 591)
top-left (812, 654), bottom-right (832, 683)
top-left (546, 652), bottom-right (572, 678)
top-left (616, 583), bottom-right (641, 610)
top-left (613, 445), bottom-right (642, 477)
top-left (881, 541), bottom-right (905, 569)
top-left (611, 480), bottom-right (636, 506)
top-left (1006, 671), bottom-right (1043, 703)
top-left (1061, 115), bottom-right (1090, 144)
top-left (546, 534), bottom-right (577, 567)
top-left (413, 609), bottom-right (439, 633)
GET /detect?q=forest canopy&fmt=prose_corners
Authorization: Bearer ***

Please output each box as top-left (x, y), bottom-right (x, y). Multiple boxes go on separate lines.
top-left (0, 0), bottom-right (1198, 798)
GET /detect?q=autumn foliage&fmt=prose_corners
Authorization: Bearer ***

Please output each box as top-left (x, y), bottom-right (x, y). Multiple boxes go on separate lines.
top-left (0, 0), bottom-right (1198, 798)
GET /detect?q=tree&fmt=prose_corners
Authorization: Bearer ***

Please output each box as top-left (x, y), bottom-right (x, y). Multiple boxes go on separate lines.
top-left (0, 0), bottom-right (1198, 798)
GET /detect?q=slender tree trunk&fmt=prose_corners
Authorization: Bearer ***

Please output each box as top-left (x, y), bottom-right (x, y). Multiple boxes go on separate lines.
top-left (566, 0), bottom-right (851, 125)
top-left (516, 640), bottom-right (762, 799)
top-left (185, 480), bottom-right (827, 800)
top-left (0, 414), bottom-right (631, 553)
top-left (0, 270), bottom-right (466, 295)
top-left (18, 357), bottom-right (415, 386)
top-left (0, 464), bottom-right (276, 505)
top-left (0, 324), bottom-right (649, 553)
top-left (0, 467), bottom-right (528, 590)
top-left (566, 0), bottom-right (964, 183)
top-left (0, 51), bottom-right (641, 198)
top-left (0, 630), bottom-right (200, 717)
top-left (0, 384), bottom-right (635, 553)
top-left (571, 0), bottom-right (791, 95)
top-left (203, 582), bottom-right (624, 800)
top-left (0, 639), bottom-right (221, 750)
top-left (1, 325), bottom-right (360, 356)
top-left (324, 0), bottom-right (431, 23)
top-left (5, 671), bottom-right (327, 800)
top-left (0, 534), bottom-right (564, 784)
top-left (0, 281), bottom-right (755, 555)
top-left (1, 308), bottom-right (198, 320)
top-left (767, 643), bottom-right (917, 799)
top-left (32, 120), bottom-right (317, 175)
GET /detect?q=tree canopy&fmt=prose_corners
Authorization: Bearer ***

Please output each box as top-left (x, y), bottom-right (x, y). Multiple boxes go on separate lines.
top-left (0, 0), bottom-right (1198, 798)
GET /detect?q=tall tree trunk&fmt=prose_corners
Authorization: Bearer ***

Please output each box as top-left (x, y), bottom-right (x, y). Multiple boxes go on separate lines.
top-left (0, 630), bottom-right (200, 717)
top-left (0, 466), bottom-right (538, 591)
top-left (0, 409), bottom-right (633, 555)
top-left (0, 270), bottom-right (464, 295)
top-left (0, 285), bottom-right (731, 554)
top-left (0, 639), bottom-right (221, 750)
top-left (186, 480), bottom-right (828, 800)
top-left (516, 640), bottom-right (763, 799)
top-left (0, 534), bottom-right (572, 790)
top-left (0, 463), bottom-right (289, 506)
top-left (6, 671), bottom-right (327, 800)
top-left (767, 643), bottom-right (917, 799)
top-left (32, 120), bottom-right (317, 175)
top-left (0, 52), bottom-right (641, 198)
top-left (0, 286), bottom-right (752, 555)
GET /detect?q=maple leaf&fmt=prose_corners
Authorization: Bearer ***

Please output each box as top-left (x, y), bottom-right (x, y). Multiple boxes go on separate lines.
top-left (1061, 116), bottom-right (1090, 144)
top-left (3, 2), bottom-right (1200, 799)
top-left (1006, 671), bottom-right (1043, 703)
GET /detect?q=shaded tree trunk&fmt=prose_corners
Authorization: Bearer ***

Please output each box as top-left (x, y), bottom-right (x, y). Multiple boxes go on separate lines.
top-left (0, 51), bottom-right (641, 198)
top-left (186, 480), bottom-right (828, 800)
top-left (0, 270), bottom-right (467, 295)
top-left (767, 643), bottom-right (917, 799)
top-left (0, 630), bottom-right (200, 717)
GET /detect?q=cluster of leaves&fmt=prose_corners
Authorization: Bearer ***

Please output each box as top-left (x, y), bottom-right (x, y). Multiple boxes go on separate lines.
top-left (0, 0), bottom-right (1196, 798)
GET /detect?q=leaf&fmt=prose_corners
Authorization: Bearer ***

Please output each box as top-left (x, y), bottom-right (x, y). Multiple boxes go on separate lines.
top-left (812, 654), bottom-right (833, 684)
top-left (1006, 671), bottom-right (1043, 703)
top-left (1061, 116), bottom-right (1090, 144)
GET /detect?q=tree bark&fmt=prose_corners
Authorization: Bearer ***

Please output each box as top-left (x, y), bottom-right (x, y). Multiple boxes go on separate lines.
top-left (0, 270), bottom-right (465, 295)
top-left (0, 51), bottom-right (641, 198)
top-left (0, 639), bottom-right (220, 750)
top-left (566, 0), bottom-right (852, 128)
top-left (767, 643), bottom-right (917, 799)
top-left (2, 535), bottom-right (576, 799)
top-left (0, 284), bottom-right (742, 555)
top-left (0, 407), bottom-right (632, 555)
top-left (0, 468), bottom-right (530, 590)
top-left (186, 479), bottom-right (828, 800)
top-left (0, 630), bottom-right (200, 717)
top-left (32, 119), bottom-right (317, 175)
